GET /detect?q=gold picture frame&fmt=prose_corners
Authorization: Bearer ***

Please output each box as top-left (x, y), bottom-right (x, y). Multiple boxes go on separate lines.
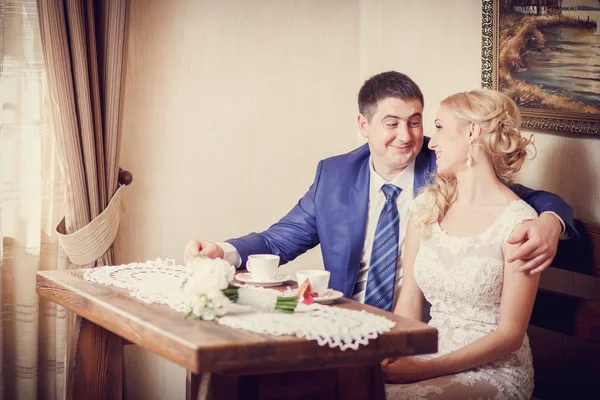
top-left (481, 0), bottom-right (600, 135)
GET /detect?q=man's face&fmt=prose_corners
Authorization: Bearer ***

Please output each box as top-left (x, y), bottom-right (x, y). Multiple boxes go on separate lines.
top-left (358, 97), bottom-right (424, 173)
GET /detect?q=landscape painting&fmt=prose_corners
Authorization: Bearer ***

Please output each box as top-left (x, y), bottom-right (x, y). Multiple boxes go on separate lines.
top-left (482, 0), bottom-right (600, 134)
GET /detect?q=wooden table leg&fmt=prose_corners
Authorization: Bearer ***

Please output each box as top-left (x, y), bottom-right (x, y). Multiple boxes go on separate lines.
top-left (186, 371), bottom-right (202, 400)
top-left (205, 364), bottom-right (385, 400)
top-left (187, 372), bottom-right (237, 400)
top-left (335, 365), bottom-right (385, 400)
top-left (71, 318), bottom-right (123, 400)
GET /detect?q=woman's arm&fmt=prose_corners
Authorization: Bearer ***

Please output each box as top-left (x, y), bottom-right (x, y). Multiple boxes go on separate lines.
top-left (393, 213), bottom-right (424, 321)
top-left (384, 241), bottom-right (540, 383)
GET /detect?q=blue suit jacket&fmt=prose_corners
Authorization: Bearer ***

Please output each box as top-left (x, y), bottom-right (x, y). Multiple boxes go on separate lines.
top-left (227, 137), bottom-right (575, 298)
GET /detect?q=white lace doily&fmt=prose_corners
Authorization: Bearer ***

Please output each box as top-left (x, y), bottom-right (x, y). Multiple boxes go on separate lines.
top-left (219, 303), bottom-right (396, 351)
top-left (83, 259), bottom-right (396, 350)
top-left (83, 258), bottom-right (192, 313)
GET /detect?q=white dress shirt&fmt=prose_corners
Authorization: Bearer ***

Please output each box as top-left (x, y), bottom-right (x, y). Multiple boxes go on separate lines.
top-left (220, 241), bottom-right (243, 268)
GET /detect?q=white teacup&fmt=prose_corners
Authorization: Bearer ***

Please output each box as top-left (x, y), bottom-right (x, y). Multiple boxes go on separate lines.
top-left (247, 254), bottom-right (280, 281)
top-left (295, 270), bottom-right (331, 297)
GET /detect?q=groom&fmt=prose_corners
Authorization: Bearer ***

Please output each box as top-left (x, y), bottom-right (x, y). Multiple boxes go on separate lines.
top-left (185, 71), bottom-right (575, 311)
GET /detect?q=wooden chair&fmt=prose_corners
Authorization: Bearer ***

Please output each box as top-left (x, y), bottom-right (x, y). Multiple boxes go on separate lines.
top-left (528, 219), bottom-right (600, 399)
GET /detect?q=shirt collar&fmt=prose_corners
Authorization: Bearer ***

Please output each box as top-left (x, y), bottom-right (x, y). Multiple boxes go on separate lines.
top-left (369, 157), bottom-right (415, 196)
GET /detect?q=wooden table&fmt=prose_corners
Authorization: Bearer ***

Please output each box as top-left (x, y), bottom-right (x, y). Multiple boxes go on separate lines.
top-left (36, 270), bottom-right (437, 400)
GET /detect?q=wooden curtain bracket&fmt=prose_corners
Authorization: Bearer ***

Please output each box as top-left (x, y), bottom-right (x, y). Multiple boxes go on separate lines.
top-left (118, 168), bottom-right (133, 186)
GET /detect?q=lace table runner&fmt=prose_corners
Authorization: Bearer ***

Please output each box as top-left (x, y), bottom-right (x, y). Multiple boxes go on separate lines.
top-left (83, 259), bottom-right (396, 350)
top-left (218, 303), bottom-right (395, 350)
top-left (83, 259), bottom-right (192, 312)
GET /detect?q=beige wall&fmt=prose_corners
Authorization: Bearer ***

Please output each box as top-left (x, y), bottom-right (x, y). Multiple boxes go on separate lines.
top-left (118, 0), bottom-right (600, 398)
top-left (517, 131), bottom-right (600, 222)
top-left (118, 0), bottom-right (360, 398)
top-left (118, 0), bottom-right (360, 269)
top-left (359, 0), bottom-right (483, 135)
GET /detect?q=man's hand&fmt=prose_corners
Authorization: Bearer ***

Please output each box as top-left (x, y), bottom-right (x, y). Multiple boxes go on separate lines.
top-left (381, 356), bottom-right (430, 384)
top-left (507, 213), bottom-right (562, 275)
top-left (183, 239), bottom-right (225, 262)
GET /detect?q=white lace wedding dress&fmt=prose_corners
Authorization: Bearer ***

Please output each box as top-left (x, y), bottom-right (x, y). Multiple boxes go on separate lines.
top-left (386, 200), bottom-right (537, 400)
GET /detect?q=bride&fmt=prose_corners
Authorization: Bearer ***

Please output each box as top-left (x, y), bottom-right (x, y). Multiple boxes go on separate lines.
top-left (384, 89), bottom-right (539, 400)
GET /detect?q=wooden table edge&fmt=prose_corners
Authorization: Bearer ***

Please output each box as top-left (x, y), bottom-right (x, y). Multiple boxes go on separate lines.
top-left (36, 270), bottom-right (438, 374)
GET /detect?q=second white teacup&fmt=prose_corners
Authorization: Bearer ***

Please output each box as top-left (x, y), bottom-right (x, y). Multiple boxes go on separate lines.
top-left (296, 269), bottom-right (331, 297)
top-left (247, 254), bottom-right (280, 281)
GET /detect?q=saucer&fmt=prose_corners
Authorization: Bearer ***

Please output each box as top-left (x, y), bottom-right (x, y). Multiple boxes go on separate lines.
top-left (313, 289), bottom-right (344, 304)
top-left (236, 273), bottom-right (292, 287)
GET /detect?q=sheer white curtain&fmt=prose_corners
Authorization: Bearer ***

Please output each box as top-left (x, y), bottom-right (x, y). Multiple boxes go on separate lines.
top-left (0, 0), bottom-right (67, 398)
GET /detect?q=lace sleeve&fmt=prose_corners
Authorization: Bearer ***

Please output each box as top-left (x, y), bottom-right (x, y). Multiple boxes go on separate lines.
top-left (500, 201), bottom-right (539, 243)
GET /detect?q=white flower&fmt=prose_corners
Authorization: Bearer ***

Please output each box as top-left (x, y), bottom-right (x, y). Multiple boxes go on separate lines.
top-left (181, 256), bottom-right (236, 320)
top-left (207, 289), bottom-right (230, 310)
top-left (201, 307), bottom-right (216, 321)
top-left (190, 295), bottom-right (207, 317)
top-left (185, 256), bottom-right (235, 291)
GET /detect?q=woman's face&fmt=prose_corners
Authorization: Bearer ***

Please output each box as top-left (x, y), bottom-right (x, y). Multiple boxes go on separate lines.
top-left (428, 106), bottom-right (472, 177)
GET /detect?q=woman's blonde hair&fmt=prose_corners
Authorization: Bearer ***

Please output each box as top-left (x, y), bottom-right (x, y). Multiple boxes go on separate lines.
top-left (414, 89), bottom-right (534, 236)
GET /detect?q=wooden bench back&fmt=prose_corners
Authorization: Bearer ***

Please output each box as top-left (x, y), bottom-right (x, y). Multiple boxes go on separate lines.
top-left (529, 219), bottom-right (600, 399)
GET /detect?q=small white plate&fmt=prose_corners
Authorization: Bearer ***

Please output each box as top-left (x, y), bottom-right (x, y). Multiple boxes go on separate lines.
top-left (236, 273), bottom-right (292, 287)
top-left (313, 289), bottom-right (344, 304)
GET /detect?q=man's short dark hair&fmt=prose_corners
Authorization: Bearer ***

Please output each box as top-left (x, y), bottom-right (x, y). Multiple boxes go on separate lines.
top-left (358, 71), bottom-right (424, 122)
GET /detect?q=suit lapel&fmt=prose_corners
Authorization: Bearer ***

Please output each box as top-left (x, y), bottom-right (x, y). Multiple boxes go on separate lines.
top-left (344, 158), bottom-right (370, 297)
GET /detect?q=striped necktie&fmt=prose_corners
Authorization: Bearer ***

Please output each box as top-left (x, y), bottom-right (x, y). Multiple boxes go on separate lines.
top-left (364, 183), bottom-right (402, 311)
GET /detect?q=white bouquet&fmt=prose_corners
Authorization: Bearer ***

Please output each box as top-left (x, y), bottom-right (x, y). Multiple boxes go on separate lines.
top-left (181, 256), bottom-right (298, 320)
top-left (181, 256), bottom-right (236, 320)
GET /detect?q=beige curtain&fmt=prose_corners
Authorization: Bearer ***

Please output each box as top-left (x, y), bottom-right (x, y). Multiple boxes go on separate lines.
top-left (36, 0), bottom-right (130, 269)
top-left (0, 0), bottom-right (68, 398)
top-left (35, 0), bottom-right (130, 398)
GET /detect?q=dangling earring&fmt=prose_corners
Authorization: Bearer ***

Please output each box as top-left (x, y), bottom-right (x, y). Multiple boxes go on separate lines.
top-left (467, 141), bottom-right (473, 167)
